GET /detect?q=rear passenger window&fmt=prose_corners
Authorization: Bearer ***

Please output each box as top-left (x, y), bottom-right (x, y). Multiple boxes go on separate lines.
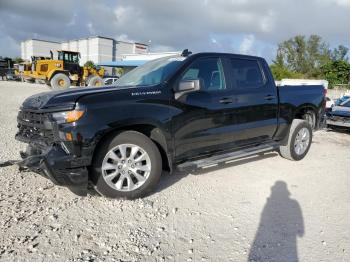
top-left (230, 59), bottom-right (264, 89)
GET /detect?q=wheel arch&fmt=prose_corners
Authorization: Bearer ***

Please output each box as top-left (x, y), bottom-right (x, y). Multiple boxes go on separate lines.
top-left (92, 124), bottom-right (172, 172)
top-left (293, 103), bottom-right (318, 124)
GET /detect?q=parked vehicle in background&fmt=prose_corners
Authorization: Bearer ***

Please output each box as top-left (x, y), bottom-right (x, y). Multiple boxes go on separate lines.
top-left (325, 97), bottom-right (335, 112)
top-left (0, 58), bottom-right (13, 80)
top-left (103, 76), bottom-right (119, 86)
top-left (15, 51), bottom-right (325, 198)
top-left (5, 69), bottom-right (20, 81)
top-left (335, 95), bottom-right (350, 106)
top-left (25, 50), bottom-right (105, 89)
top-left (327, 98), bottom-right (350, 128)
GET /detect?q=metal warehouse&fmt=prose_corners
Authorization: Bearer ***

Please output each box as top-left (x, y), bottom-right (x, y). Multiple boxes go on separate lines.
top-left (21, 36), bottom-right (149, 66)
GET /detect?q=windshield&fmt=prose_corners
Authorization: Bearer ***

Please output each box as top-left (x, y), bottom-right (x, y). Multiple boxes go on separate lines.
top-left (58, 52), bottom-right (79, 63)
top-left (116, 56), bottom-right (186, 87)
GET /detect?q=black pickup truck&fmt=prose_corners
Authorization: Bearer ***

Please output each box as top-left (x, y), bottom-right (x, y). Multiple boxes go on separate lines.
top-left (15, 51), bottom-right (326, 198)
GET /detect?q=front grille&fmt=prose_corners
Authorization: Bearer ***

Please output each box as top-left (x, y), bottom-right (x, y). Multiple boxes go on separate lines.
top-left (16, 110), bottom-right (54, 144)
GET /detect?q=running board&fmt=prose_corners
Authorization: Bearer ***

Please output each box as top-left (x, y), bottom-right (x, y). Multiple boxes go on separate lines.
top-left (177, 142), bottom-right (279, 171)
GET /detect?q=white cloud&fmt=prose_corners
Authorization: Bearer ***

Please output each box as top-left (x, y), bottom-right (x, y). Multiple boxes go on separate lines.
top-left (239, 35), bottom-right (255, 55)
top-left (0, 0), bottom-right (350, 61)
top-left (334, 0), bottom-right (350, 7)
top-left (87, 23), bottom-right (95, 35)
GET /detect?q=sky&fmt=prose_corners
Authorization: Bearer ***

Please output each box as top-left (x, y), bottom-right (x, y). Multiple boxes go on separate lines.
top-left (1, 0), bottom-right (350, 63)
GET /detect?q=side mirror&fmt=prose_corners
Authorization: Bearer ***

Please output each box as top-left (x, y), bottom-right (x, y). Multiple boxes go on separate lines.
top-left (176, 79), bottom-right (201, 92)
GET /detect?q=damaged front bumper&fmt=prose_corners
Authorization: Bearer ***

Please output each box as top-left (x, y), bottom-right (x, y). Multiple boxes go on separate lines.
top-left (19, 143), bottom-right (90, 196)
top-left (326, 115), bottom-right (350, 128)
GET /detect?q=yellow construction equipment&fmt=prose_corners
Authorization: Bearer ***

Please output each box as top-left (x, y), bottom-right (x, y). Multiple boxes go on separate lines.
top-left (16, 61), bottom-right (34, 82)
top-left (17, 56), bottom-right (51, 83)
top-left (28, 50), bottom-right (104, 89)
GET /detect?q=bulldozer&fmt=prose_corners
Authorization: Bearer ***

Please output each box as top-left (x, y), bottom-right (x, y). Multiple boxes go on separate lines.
top-left (29, 50), bottom-right (104, 89)
top-left (15, 62), bottom-right (32, 82)
top-left (17, 56), bottom-right (50, 83)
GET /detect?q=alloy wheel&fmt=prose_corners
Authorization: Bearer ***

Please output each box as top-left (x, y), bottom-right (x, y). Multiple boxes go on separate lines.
top-left (294, 127), bottom-right (310, 155)
top-left (101, 143), bottom-right (151, 192)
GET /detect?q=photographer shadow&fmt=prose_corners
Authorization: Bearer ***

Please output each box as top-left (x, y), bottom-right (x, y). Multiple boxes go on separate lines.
top-left (248, 181), bottom-right (304, 262)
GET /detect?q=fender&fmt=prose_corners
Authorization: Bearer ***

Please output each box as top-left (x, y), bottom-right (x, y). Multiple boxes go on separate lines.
top-left (81, 118), bottom-right (173, 171)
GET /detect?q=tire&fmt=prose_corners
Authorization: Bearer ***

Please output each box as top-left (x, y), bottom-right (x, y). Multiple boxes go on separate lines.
top-left (91, 131), bottom-right (162, 199)
top-left (24, 78), bottom-right (34, 83)
top-left (50, 73), bottom-right (70, 90)
top-left (302, 110), bottom-right (316, 130)
top-left (85, 75), bottom-right (93, 86)
top-left (88, 76), bottom-right (103, 87)
top-left (279, 119), bottom-right (312, 161)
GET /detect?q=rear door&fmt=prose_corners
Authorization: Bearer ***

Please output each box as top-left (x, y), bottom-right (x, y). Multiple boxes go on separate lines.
top-left (222, 56), bottom-right (278, 146)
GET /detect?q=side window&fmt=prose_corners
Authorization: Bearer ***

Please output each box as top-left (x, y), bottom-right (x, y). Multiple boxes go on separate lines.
top-left (181, 57), bottom-right (226, 91)
top-left (230, 58), bottom-right (264, 89)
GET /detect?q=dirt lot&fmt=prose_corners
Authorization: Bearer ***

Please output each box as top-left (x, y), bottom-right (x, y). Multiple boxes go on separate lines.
top-left (0, 81), bottom-right (350, 262)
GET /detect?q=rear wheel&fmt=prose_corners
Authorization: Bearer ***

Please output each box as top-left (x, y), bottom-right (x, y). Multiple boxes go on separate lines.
top-left (88, 76), bottom-right (103, 87)
top-left (24, 78), bottom-right (34, 83)
top-left (91, 131), bottom-right (162, 199)
top-left (50, 73), bottom-right (70, 89)
top-left (302, 110), bottom-right (316, 129)
top-left (279, 119), bottom-right (312, 161)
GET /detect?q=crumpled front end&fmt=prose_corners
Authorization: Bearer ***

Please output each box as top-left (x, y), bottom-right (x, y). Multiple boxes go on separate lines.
top-left (15, 108), bottom-right (90, 196)
top-left (326, 106), bottom-right (350, 128)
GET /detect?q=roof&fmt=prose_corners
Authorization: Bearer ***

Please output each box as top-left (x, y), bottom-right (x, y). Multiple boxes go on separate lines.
top-left (24, 38), bottom-right (61, 44)
top-left (23, 36), bottom-right (148, 47)
top-left (57, 50), bottom-right (80, 53)
top-left (97, 60), bottom-right (147, 67)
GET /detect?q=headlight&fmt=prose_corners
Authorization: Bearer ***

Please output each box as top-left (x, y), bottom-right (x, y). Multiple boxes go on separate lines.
top-left (52, 109), bottom-right (85, 124)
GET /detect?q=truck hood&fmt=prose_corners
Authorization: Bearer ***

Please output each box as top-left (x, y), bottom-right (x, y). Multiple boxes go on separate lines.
top-left (21, 86), bottom-right (136, 111)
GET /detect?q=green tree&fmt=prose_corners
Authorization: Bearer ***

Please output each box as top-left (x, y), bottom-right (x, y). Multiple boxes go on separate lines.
top-left (116, 67), bottom-right (124, 76)
top-left (331, 45), bottom-right (349, 61)
top-left (84, 60), bottom-right (95, 67)
top-left (270, 48), bottom-right (304, 80)
top-left (13, 57), bottom-right (24, 64)
top-left (321, 60), bottom-right (350, 88)
top-left (274, 35), bottom-right (332, 78)
top-left (270, 64), bottom-right (304, 80)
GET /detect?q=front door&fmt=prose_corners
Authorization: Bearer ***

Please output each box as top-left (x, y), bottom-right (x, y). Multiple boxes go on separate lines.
top-left (172, 56), bottom-right (238, 161)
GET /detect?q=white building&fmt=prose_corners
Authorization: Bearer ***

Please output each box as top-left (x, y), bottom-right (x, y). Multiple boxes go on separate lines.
top-left (21, 36), bottom-right (149, 66)
top-left (21, 39), bottom-right (61, 61)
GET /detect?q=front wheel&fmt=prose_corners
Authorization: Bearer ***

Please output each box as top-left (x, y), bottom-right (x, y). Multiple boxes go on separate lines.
top-left (279, 119), bottom-right (312, 161)
top-left (91, 131), bottom-right (162, 199)
top-left (50, 73), bottom-right (71, 89)
top-left (87, 76), bottom-right (103, 87)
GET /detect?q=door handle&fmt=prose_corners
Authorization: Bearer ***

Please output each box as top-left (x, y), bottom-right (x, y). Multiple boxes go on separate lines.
top-left (264, 95), bottom-right (276, 101)
top-left (219, 97), bottom-right (233, 104)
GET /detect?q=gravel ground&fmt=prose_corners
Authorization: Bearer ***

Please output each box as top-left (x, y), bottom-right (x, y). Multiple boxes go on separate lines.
top-left (0, 81), bottom-right (350, 262)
